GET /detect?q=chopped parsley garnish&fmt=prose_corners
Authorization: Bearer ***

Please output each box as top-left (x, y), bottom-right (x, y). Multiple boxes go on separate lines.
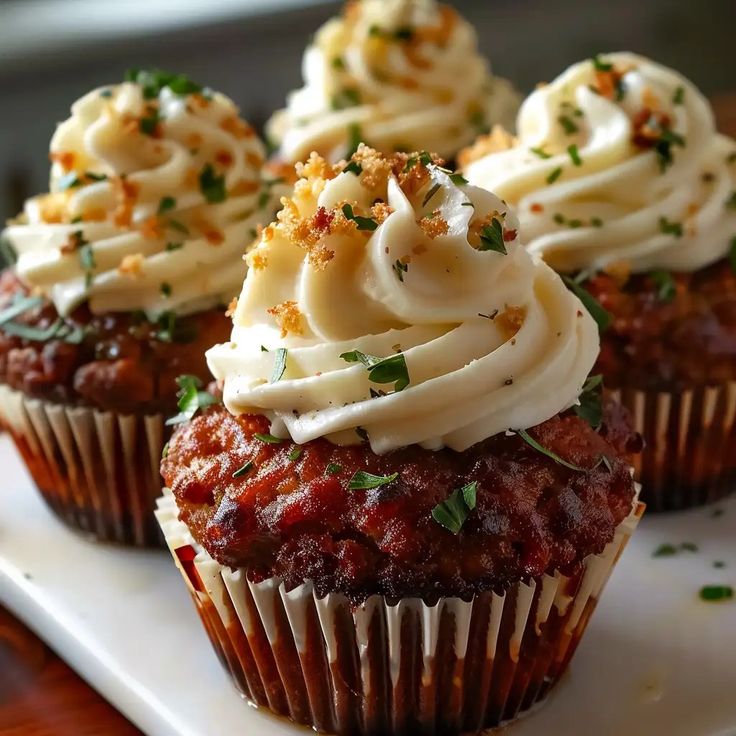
top-left (160, 282), bottom-right (172, 298)
top-left (725, 192), bottom-right (736, 210)
top-left (342, 203), bottom-right (379, 231)
top-left (233, 461), bottom-right (254, 478)
top-left (199, 164), bottom-right (227, 203)
top-left (714, 561), bottom-right (726, 569)
top-left (153, 311), bottom-right (197, 344)
top-left (161, 442), bottom-right (169, 459)
top-left (729, 237), bottom-right (736, 274)
top-left (332, 56), bottom-right (346, 70)
top-left (340, 349), bottom-right (410, 392)
top-left (650, 270), bottom-right (676, 302)
top-left (100, 89), bottom-right (113, 98)
top-left (659, 216), bottom-right (683, 238)
top-left (478, 217), bottom-right (507, 254)
top-left (394, 26), bottom-right (414, 40)
top-left (393, 259), bottom-right (408, 282)
top-left (78, 238), bottom-right (95, 289)
top-left (0, 295), bottom-right (42, 326)
top-left (592, 54), bottom-right (613, 72)
top-left (346, 123), bottom-right (363, 158)
top-left (139, 107), bottom-right (161, 137)
top-left (699, 585), bottom-right (733, 602)
top-left (254, 433), bottom-right (283, 444)
top-left (653, 542), bottom-right (699, 557)
top-left (547, 167), bottom-right (563, 184)
top-left (450, 172), bottom-right (469, 186)
top-left (422, 182), bottom-right (442, 207)
top-left (673, 86), bottom-right (685, 105)
top-left (331, 87), bottom-right (361, 110)
top-left (562, 276), bottom-right (612, 333)
top-left (517, 428), bottom-right (585, 471)
top-left (1, 319), bottom-right (68, 342)
top-left (288, 448), bottom-right (303, 462)
top-left (574, 374), bottom-right (603, 428)
top-left (654, 127), bottom-right (686, 172)
top-left (530, 147), bottom-right (552, 160)
top-left (431, 481), bottom-right (477, 534)
top-left (591, 217), bottom-right (604, 227)
top-left (271, 348), bottom-right (288, 383)
top-left (348, 471), bottom-right (399, 491)
top-left (166, 375), bottom-right (220, 425)
top-left (166, 242), bottom-right (184, 252)
top-left (326, 463), bottom-right (342, 475)
top-left (343, 160), bottom-right (363, 176)
top-left (158, 196), bottom-right (176, 215)
top-left (125, 68), bottom-right (201, 99)
top-left (567, 144), bottom-right (583, 167)
top-left (404, 151), bottom-right (433, 172)
top-left (558, 115), bottom-right (579, 135)
top-left (652, 543), bottom-right (678, 557)
top-left (167, 219), bottom-right (190, 235)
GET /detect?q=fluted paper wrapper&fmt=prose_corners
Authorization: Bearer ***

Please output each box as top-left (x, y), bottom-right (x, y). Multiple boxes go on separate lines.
top-left (156, 490), bottom-right (643, 735)
top-left (0, 384), bottom-right (165, 546)
top-left (611, 384), bottom-right (736, 511)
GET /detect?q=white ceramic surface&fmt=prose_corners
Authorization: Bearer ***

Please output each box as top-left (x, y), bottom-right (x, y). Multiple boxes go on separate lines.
top-left (0, 433), bottom-right (734, 736)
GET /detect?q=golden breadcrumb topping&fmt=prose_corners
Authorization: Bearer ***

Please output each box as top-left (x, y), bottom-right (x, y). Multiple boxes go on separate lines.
top-left (118, 253), bottom-right (145, 276)
top-left (458, 125), bottom-right (518, 168)
top-left (268, 300), bottom-right (304, 337)
top-left (496, 305), bottom-right (527, 340)
top-left (418, 211), bottom-right (449, 239)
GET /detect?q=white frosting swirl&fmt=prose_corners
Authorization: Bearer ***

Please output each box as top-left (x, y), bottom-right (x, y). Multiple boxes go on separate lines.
top-left (207, 150), bottom-right (599, 453)
top-left (464, 53), bottom-right (736, 274)
top-left (267, 0), bottom-right (519, 163)
top-left (4, 79), bottom-right (283, 317)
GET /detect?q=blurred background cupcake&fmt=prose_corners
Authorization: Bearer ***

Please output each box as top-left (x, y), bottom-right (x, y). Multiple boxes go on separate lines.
top-left (0, 70), bottom-right (284, 545)
top-left (462, 52), bottom-right (736, 511)
top-left (266, 0), bottom-right (520, 165)
top-left (157, 148), bottom-right (643, 734)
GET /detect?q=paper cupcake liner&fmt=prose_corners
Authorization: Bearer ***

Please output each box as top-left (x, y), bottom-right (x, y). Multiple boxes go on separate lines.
top-left (0, 383), bottom-right (166, 546)
top-left (156, 490), bottom-right (643, 735)
top-left (610, 383), bottom-right (736, 511)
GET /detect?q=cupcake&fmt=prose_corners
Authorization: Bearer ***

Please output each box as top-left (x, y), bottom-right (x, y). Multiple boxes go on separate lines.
top-left (157, 148), bottom-right (643, 734)
top-left (266, 0), bottom-right (519, 164)
top-left (462, 52), bottom-right (736, 511)
top-left (0, 69), bottom-right (284, 545)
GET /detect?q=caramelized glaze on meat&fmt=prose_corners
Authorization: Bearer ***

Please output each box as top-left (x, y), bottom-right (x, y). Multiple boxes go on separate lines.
top-left (589, 258), bottom-right (736, 391)
top-left (162, 404), bottom-right (640, 603)
top-left (0, 270), bottom-right (231, 414)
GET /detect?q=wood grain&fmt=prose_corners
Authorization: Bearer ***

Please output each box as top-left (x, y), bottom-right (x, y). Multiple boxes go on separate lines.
top-left (0, 606), bottom-right (141, 736)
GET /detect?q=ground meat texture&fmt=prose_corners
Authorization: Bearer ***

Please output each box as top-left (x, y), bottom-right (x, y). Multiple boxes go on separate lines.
top-left (162, 406), bottom-right (640, 604)
top-left (0, 270), bottom-right (231, 414)
top-left (588, 258), bottom-right (736, 392)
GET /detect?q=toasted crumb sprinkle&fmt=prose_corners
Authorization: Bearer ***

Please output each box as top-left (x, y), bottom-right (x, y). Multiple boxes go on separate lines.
top-left (297, 152), bottom-right (340, 182)
top-left (268, 300), bottom-right (304, 337)
top-left (248, 249), bottom-right (269, 270)
top-left (458, 125), bottom-right (517, 168)
top-left (603, 260), bottom-right (631, 287)
top-left (418, 211), bottom-right (449, 239)
top-left (230, 180), bottom-right (260, 196)
top-left (50, 151), bottom-right (76, 172)
top-left (112, 177), bottom-right (139, 228)
top-left (220, 116), bottom-right (254, 139)
top-left (226, 296), bottom-right (238, 317)
top-left (118, 253), bottom-right (145, 276)
top-left (496, 305), bottom-right (527, 340)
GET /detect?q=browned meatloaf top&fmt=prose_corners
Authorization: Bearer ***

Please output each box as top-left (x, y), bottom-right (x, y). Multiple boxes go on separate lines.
top-left (589, 258), bottom-right (736, 392)
top-left (161, 404), bottom-right (640, 603)
top-left (0, 269), bottom-right (231, 415)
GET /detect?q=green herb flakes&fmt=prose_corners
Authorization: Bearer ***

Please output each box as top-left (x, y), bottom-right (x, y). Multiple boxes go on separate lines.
top-left (271, 348), bottom-right (288, 383)
top-left (348, 471), bottom-right (399, 491)
top-left (158, 196), bottom-right (176, 215)
top-left (233, 461), bottom-right (254, 478)
top-left (567, 144), bottom-right (583, 166)
top-left (699, 585), bottom-right (733, 602)
top-left (562, 276), bottom-right (612, 333)
top-left (199, 163), bottom-right (227, 203)
top-left (166, 375), bottom-right (220, 425)
top-left (254, 433), bottom-right (283, 444)
top-left (478, 217), bottom-right (507, 254)
top-left (517, 428), bottom-right (585, 471)
top-left (342, 203), bottom-right (379, 231)
top-left (431, 481), bottom-right (478, 534)
top-left (658, 216), bottom-right (684, 238)
top-left (341, 350), bottom-right (410, 392)
top-left (575, 374), bottom-right (603, 428)
top-left (547, 167), bottom-right (563, 184)
top-left (288, 448), bottom-right (303, 462)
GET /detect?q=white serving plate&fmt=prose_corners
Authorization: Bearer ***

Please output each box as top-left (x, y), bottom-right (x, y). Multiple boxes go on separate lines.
top-left (0, 433), bottom-right (734, 736)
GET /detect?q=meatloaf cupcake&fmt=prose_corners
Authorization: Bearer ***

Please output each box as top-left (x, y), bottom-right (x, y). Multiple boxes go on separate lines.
top-left (462, 52), bottom-right (736, 511)
top-left (157, 147), bottom-right (643, 734)
top-left (0, 69), bottom-right (284, 545)
top-left (266, 0), bottom-right (519, 164)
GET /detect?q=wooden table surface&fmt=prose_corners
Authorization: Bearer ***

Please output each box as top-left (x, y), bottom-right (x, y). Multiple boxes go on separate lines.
top-left (2, 94), bottom-right (735, 736)
top-left (0, 606), bottom-right (141, 735)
